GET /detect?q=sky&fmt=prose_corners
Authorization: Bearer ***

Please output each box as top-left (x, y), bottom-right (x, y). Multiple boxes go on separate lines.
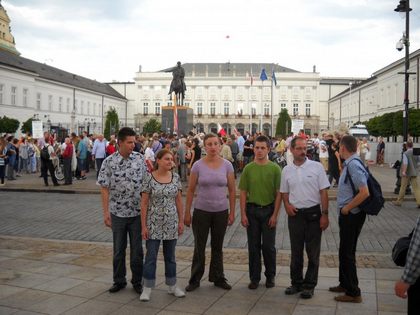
top-left (4, 0), bottom-right (420, 83)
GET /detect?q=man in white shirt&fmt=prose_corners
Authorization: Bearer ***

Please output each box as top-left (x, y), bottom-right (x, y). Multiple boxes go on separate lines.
top-left (280, 137), bottom-right (329, 299)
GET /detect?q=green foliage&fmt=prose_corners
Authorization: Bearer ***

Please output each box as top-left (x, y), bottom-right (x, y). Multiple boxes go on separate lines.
top-left (275, 108), bottom-right (291, 137)
top-left (104, 107), bottom-right (119, 139)
top-left (409, 109), bottom-right (420, 137)
top-left (378, 112), bottom-right (395, 137)
top-left (364, 116), bottom-right (381, 137)
top-left (0, 116), bottom-right (20, 134)
top-left (143, 118), bottom-right (162, 135)
top-left (21, 117), bottom-right (36, 134)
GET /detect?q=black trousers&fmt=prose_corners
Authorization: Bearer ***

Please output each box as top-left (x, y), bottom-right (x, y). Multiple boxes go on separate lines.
top-left (41, 160), bottom-right (59, 185)
top-left (63, 158), bottom-right (72, 184)
top-left (288, 206), bottom-right (322, 289)
top-left (408, 277), bottom-right (420, 315)
top-left (338, 210), bottom-right (366, 297)
top-left (95, 158), bottom-right (104, 179)
top-left (189, 209), bottom-right (228, 284)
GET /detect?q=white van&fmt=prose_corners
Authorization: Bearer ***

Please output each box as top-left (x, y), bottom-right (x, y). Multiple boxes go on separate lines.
top-left (349, 125), bottom-right (370, 140)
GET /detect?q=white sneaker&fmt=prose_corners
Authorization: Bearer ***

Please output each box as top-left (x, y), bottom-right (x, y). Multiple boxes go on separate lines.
top-left (168, 284), bottom-right (186, 298)
top-left (140, 287), bottom-right (152, 301)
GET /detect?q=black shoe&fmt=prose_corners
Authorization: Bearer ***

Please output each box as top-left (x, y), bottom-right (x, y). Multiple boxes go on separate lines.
top-left (300, 288), bottom-right (314, 299)
top-left (265, 278), bottom-right (275, 288)
top-left (285, 285), bottom-right (303, 295)
top-left (185, 281), bottom-right (200, 292)
top-left (81, 176), bottom-right (86, 180)
top-left (214, 278), bottom-right (231, 290)
top-left (109, 283), bottom-right (126, 293)
top-left (248, 281), bottom-right (259, 290)
top-left (133, 283), bottom-right (142, 294)
top-left (54, 183), bottom-right (60, 186)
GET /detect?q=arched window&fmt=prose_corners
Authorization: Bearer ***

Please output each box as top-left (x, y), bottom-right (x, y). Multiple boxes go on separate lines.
top-left (263, 123), bottom-right (271, 136)
top-left (196, 123), bottom-right (204, 133)
top-left (208, 123), bottom-right (217, 134)
top-left (235, 123), bottom-right (245, 135)
top-left (222, 123), bottom-right (231, 135)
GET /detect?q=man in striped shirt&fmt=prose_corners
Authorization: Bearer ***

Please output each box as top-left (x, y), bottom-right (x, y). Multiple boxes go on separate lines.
top-left (395, 217), bottom-right (420, 315)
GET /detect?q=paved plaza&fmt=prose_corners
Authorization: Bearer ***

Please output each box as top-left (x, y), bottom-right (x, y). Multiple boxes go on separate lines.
top-left (0, 164), bottom-right (418, 314)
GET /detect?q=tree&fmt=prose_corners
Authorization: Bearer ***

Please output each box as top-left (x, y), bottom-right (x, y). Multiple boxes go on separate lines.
top-left (275, 108), bottom-right (291, 137)
top-left (143, 118), bottom-right (162, 135)
top-left (378, 112), bottom-right (395, 137)
top-left (104, 107), bottom-right (119, 139)
top-left (21, 117), bottom-right (37, 134)
top-left (364, 116), bottom-right (381, 137)
top-left (0, 116), bottom-right (20, 134)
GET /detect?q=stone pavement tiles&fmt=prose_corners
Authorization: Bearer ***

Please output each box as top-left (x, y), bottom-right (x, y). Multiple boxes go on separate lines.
top-left (0, 248), bottom-right (408, 314)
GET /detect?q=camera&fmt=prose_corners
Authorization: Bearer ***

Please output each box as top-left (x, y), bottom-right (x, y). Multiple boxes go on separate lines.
top-left (396, 40), bottom-right (404, 51)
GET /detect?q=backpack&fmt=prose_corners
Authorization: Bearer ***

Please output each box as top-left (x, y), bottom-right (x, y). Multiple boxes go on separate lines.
top-left (41, 145), bottom-right (50, 161)
top-left (392, 229), bottom-right (414, 267)
top-left (345, 158), bottom-right (385, 215)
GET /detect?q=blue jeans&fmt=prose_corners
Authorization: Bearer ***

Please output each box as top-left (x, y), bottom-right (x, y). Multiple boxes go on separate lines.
top-left (143, 239), bottom-right (177, 288)
top-left (338, 210), bottom-right (366, 297)
top-left (246, 204), bottom-right (276, 282)
top-left (19, 158), bottom-right (28, 173)
top-left (111, 214), bottom-right (143, 286)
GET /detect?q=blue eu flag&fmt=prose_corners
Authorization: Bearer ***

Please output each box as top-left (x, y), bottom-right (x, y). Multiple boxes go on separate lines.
top-left (272, 70), bottom-right (277, 86)
top-left (260, 69), bottom-right (267, 81)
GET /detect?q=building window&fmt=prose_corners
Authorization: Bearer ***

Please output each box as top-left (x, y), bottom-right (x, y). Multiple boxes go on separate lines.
top-left (280, 86), bottom-right (287, 92)
top-left (223, 87), bottom-right (230, 93)
top-left (167, 102), bottom-right (172, 106)
top-left (59, 97), bottom-right (63, 112)
top-left (67, 98), bottom-right (70, 113)
top-left (0, 85), bottom-right (3, 104)
top-left (293, 86), bottom-right (299, 93)
top-left (197, 102), bottom-right (203, 114)
top-left (210, 103), bottom-right (216, 115)
top-left (143, 102), bottom-right (148, 114)
top-left (37, 93), bottom-right (41, 109)
top-left (48, 95), bottom-right (52, 110)
top-left (197, 86), bottom-right (203, 93)
top-left (184, 102), bottom-right (190, 107)
top-left (210, 87), bottom-right (216, 93)
top-left (80, 101), bottom-right (84, 114)
top-left (251, 103), bottom-right (256, 115)
top-left (87, 102), bottom-right (90, 115)
top-left (237, 87), bottom-right (244, 93)
top-left (224, 103), bottom-right (229, 115)
top-left (293, 103), bottom-right (299, 115)
top-left (281, 103), bottom-right (286, 110)
top-left (263, 87), bottom-right (270, 94)
top-left (93, 103), bottom-right (96, 116)
top-left (305, 87), bottom-right (312, 93)
top-left (237, 103), bottom-right (243, 115)
top-left (23, 89), bottom-right (28, 107)
top-left (251, 87), bottom-right (257, 94)
top-left (305, 103), bottom-right (311, 116)
top-left (11, 87), bottom-right (17, 105)
top-left (264, 103), bottom-right (270, 115)
top-left (155, 102), bottom-right (161, 114)
top-left (142, 86), bottom-right (149, 91)
top-left (154, 86), bottom-right (161, 92)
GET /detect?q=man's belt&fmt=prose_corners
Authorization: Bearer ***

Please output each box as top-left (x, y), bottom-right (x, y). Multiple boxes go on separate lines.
top-left (296, 205), bottom-right (320, 211)
top-left (247, 202), bottom-right (274, 209)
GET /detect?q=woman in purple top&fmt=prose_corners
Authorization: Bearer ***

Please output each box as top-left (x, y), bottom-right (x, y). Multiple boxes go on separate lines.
top-left (184, 133), bottom-right (236, 292)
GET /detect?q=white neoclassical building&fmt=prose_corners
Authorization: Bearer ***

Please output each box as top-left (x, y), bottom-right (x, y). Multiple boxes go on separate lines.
top-left (329, 48), bottom-right (420, 129)
top-left (0, 4), bottom-right (127, 138)
top-left (110, 64), bottom-right (361, 136)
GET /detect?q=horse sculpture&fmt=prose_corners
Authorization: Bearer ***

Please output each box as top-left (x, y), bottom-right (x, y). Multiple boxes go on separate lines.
top-left (167, 61), bottom-right (186, 106)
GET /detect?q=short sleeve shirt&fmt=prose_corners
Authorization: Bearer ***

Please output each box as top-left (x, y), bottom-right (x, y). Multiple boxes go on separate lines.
top-left (280, 158), bottom-right (330, 208)
top-left (97, 151), bottom-right (148, 217)
top-left (141, 172), bottom-right (182, 240)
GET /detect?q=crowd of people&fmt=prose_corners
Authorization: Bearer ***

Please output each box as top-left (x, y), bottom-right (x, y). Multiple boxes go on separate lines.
top-left (1, 126), bottom-right (418, 314)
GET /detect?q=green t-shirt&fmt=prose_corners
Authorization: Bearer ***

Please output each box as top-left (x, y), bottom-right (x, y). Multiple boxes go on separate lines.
top-left (238, 161), bottom-right (281, 206)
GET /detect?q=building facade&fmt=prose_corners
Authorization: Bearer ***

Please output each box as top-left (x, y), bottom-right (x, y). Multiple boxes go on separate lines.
top-left (111, 64), bottom-right (359, 136)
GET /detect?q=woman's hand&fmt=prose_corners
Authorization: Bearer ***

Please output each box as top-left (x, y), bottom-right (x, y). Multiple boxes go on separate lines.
top-left (227, 212), bottom-right (235, 226)
top-left (178, 222), bottom-right (184, 235)
top-left (184, 212), bottom-right (192, 227)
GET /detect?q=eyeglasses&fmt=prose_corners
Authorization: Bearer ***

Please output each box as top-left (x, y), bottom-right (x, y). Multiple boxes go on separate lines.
top-left (293, 147), bottom-right (307, 151)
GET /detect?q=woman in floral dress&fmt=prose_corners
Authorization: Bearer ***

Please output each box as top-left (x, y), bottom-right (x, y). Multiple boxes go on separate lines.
top-left (140, 149), bottom-right (185, 301)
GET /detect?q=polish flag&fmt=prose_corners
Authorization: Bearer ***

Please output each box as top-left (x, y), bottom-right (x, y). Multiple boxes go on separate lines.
top-left (250, 67), bottom-right (253, 86)
top-left (233, 127), bottom-right (237, 135)
top-left (217, 123), bottom-right (227, 136)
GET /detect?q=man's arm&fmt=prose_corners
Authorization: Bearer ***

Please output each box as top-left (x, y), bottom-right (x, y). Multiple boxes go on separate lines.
top-left (341, 185), bottom-right (369, 215)
top-left (269, 190), bottom-right (282, 228)
top-left (282, 193), bottom-right (298, 216)
top-left (319, 188), bottom-right (329, 230)
top-left (240, 190), bottom-right (249, 228)
top-left (101, 187), bottom-right (111, 227)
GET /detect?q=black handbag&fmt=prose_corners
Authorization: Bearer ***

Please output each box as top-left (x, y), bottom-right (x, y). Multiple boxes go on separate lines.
top-left (392, 229), bottom-right (414, 267)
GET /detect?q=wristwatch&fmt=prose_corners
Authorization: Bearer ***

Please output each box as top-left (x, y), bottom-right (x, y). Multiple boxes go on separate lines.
top-left (321, 210), bottom-right (329, 215)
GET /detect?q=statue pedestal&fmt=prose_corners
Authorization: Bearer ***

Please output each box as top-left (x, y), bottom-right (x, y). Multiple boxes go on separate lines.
top-left (162, 106), bottom-right (193, 135)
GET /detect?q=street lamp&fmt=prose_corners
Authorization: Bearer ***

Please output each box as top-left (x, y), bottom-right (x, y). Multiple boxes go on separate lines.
top-left (394, 0), bottom-right (413, 194)
top-left (44, 115), bottom-right (51, 132)
top-left (349, 82), bottom-right (353, 126)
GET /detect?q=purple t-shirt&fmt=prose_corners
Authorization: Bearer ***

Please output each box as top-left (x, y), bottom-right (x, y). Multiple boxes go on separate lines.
top-left (192, 159), bottom-right (234, 212)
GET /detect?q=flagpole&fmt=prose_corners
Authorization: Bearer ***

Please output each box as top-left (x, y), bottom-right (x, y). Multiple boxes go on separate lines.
top-left (271, 74), bottom-right (274, 137)
top-left (249, 86), bottom-right (252, 135)
top-left (260, 80), bottom-right (263, 134)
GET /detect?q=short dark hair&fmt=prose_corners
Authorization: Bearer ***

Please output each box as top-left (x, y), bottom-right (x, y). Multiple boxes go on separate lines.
top-left (291, 136), bottom-right (306, 149)
top-left (407, 141), bottom-right (414, 148)
top-left (255, 135), bottom-right (270, 148)
top-left (340, 135), bottom-right (357, 153)
top-left (118, 127), bottom-right (136, 143)
top-left (203, 132), bottom-right (218, 145)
